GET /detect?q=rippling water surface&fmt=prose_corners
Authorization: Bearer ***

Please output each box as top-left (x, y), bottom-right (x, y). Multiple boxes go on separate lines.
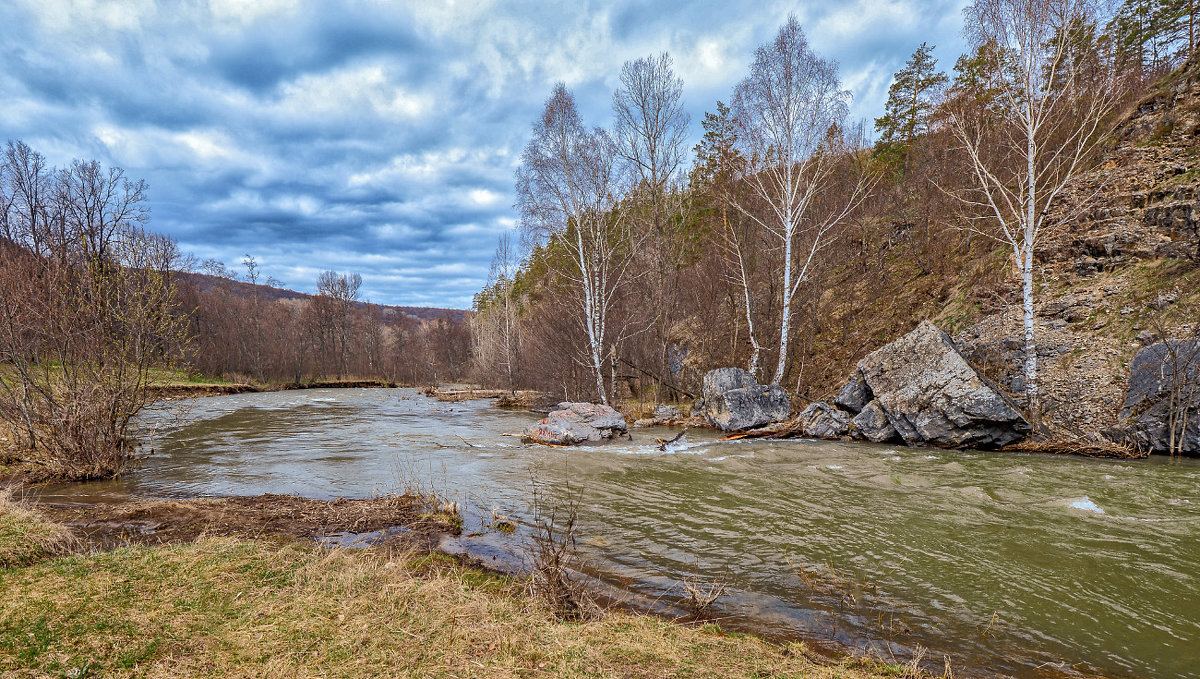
top-left (38, 388), bottom-right (1200, 678)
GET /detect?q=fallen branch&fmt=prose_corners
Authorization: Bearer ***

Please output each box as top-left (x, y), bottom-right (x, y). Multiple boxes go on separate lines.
top-left (656, 428), bottom-right (688, 451)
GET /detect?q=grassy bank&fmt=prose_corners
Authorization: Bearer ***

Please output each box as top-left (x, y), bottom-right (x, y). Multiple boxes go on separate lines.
top-left (0, 500), bottom-right (921, 679)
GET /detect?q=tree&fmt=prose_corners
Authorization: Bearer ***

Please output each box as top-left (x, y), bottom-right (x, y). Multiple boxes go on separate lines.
top-left (0, 141), bottom-right (189, 478)
top-left (316, 270), bottom-right (362, 379)
top-left (875, 43), bottom-right (949, 148)
top-left (729, 15), bottom-right (874, 386)
top-left (516, 83), bottom-right (632, 404)
top-left (473, 233), bottom-right (522, 393)
top-left (612, 53), bottom-right (691, 395)
top-left (945, 0), bottom-right (1120, 427)
top-left (690, 101), bottom-right (765, 376)
top-left (1109, 0), bottom-right (1196, 77)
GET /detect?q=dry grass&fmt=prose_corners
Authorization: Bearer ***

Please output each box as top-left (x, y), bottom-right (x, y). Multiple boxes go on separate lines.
top-left (0, 490), bottom-right (77, 567)
top-left (0, 533), bottom-right (916, 679)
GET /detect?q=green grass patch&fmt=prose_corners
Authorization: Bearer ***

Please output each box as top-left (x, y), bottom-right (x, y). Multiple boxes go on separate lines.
top-left (0, 529), bottom-right (917, 679)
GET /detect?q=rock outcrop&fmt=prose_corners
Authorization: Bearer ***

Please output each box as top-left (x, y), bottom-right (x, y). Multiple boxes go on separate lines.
top-left (631, 404), bottom-right (686, 428)
top-left (653, 404), bottom-right (682, 421)
top-left (855, 321), bottom-right (1030, 448)
top-left (698, 368), bottom-right (790, 431)
top-left (821, 321), bottom-right (1030, 448)
top-left (1116, 339), bottom-right (1200, 454)
top-left (524, 402), bottom-right (628, 446)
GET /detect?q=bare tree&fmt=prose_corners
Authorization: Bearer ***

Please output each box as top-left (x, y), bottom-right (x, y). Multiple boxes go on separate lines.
top-left (476, 232), bottom-right (522, 392)
top-left (730, 15), bottom-right (874, 386)
top-left (945, 0), bottom-right (1119, 426)
top-left (612, 52), bottom-right (692, 397)
top-left (316, 271), bottom-right (362, 380)
top-left (0, 142), bottom-right (189, 478)
top-left (516, 83), bottom-right (633, 404)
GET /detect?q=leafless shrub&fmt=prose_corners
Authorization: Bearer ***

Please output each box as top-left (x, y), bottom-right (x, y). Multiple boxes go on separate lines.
top-left (525, 481), bottom-right (597, 620)
top-left (679, 574), bottom-right (727, 620)
top-left (1146, 312), bottom-right (1200, 456)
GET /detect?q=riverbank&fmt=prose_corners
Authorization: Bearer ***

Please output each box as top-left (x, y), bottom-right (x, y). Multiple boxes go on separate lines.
top-left (0, 494), bottom-right (927, 679)
top-left (150, 377), bottom-right (399, 400)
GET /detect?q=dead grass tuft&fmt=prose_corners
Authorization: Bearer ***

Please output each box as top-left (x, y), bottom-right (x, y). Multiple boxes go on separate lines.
top-left (0, 489), bottom-right (78, 567)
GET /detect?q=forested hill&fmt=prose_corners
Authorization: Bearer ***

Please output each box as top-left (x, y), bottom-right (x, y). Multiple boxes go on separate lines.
top-left (175, 271), bottom-right (469, 324)
top-left (469, 14), bottom-right (1200, 444)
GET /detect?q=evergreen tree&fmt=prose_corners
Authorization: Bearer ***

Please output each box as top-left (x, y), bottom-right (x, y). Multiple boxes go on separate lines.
top-left (874, 43), bottom-right (948, 146)
top-left (1109, 0), bottom-right (1196, 75)
top-left (690, 101), bottom-right (742, 191)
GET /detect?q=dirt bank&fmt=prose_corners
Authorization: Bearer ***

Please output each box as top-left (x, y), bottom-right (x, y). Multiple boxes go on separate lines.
top-left (38, 493), bottom-right (460, 553)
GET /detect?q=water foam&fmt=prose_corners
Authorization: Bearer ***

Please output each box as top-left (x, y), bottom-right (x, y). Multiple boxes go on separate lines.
top-left (1069, 497), bottom-right (1105, 514)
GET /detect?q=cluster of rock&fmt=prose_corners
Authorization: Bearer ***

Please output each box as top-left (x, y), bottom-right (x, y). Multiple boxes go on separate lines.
top-left (694, 368), bottom-right (790, 431)
top-left (799, 321), bottom-right (1031, 448)
top-left (523, 402), bottom-right (628, 446)
top-left (1115, 339), bottom-right (1200, 454)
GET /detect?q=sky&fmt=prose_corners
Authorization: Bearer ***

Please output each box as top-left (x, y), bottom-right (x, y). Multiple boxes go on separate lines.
top-left (0, 0), bottom-right (968, 309)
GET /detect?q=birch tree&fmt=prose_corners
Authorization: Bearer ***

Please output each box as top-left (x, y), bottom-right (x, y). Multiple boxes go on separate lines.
top-left (475, 232), bottom-right (521, 393)
top-left (945, 0), bottom-right (1118, 426)
top-left (516, 83), bottom-right (631, 404)
top-left (729, 15), bottom-right (873, 386)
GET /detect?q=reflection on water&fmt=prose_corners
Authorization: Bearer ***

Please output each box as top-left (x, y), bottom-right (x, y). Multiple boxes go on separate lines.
top-left (38, 388), bottom-right (1200, 679)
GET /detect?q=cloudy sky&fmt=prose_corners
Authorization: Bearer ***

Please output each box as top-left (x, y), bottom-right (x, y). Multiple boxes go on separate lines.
top-left (0, 0), bottom-right (968, 309)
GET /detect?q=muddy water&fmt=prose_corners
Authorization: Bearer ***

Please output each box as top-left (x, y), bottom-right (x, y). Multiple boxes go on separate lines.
top-left (36, 389), bottom-right (1200, 678)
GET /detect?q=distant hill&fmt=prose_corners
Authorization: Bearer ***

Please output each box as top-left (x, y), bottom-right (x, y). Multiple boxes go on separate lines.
top-left (175, 271), bottom-right (470, 324)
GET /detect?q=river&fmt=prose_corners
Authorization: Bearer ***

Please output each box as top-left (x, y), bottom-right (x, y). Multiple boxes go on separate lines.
top-left (35, 388), bottom-right (1200, 678)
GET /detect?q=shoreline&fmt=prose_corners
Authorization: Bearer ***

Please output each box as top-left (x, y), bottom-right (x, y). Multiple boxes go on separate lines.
top-left (4, 491), bottom-right (933, 679)
top-left (149, 378), bottom-right (399, 400)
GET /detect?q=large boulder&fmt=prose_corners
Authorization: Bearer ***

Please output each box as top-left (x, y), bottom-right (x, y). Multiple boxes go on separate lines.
top-left (699, 368), bottom-right (791, 431)
top-left (854, 320), bottom-right (1030, 448)
top-left (1116, 340), bottom-right (1200, 454)
top-left (524, 402), bottom-right (628, 445)
top-left (796, 402), bottom-right (851, 438)
top-left (851, 400), bottom-right (899, 443)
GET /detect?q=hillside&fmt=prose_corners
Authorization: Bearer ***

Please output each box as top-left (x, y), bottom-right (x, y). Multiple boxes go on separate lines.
top-left (176, 271), bottom-right (470, 324)
top-left (798, 62), bottom-right (1200, 438)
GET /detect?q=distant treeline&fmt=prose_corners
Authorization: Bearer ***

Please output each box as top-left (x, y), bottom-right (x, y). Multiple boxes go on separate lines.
top-left (179, 260), bottom-right (471, 386)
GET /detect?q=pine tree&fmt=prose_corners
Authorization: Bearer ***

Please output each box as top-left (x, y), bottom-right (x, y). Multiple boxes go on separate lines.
top-left (1109, 0), bottom-right (1196, 75)
top-left (874, 43), bottom-right (948, 146)
top-left (690, 101), bottom-right (742, 191)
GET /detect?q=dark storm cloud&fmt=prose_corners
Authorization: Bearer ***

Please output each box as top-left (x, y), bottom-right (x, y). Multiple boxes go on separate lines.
top-left (0, 0), bottom-right (967, 308)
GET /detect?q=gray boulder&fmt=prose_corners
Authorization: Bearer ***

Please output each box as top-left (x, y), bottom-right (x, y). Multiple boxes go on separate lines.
top-left (834, 370), bottom-right (872, 414)
top-left (525, 403), bottom-right (628, 445)
top-left (699, 368), bottom-right (791, 431)
top-left (852, 400), bottom-right (899, 443)
top-left (855, 320), bottom-right (1030, 448)
top-left (653, 404), bottom-right (683, 422)
top-left (1116, 340), bottom-right (1200, 454)
top-left (702, 367), bottom-right (758, 399)
top-left (796, 402), bottom-right (851, 438)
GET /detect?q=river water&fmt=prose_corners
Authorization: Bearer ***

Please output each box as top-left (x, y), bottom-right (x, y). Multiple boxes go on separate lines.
top-left (35, 388), bottom-right (1200, 678)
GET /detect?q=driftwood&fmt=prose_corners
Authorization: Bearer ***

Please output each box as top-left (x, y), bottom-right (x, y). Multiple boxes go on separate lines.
top-left (1002, 437), bottom-right (1147, 459)
top-left (719, 420), bottom-right (804, 441)
top-left (655, 428), bottom-right (689, 451)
